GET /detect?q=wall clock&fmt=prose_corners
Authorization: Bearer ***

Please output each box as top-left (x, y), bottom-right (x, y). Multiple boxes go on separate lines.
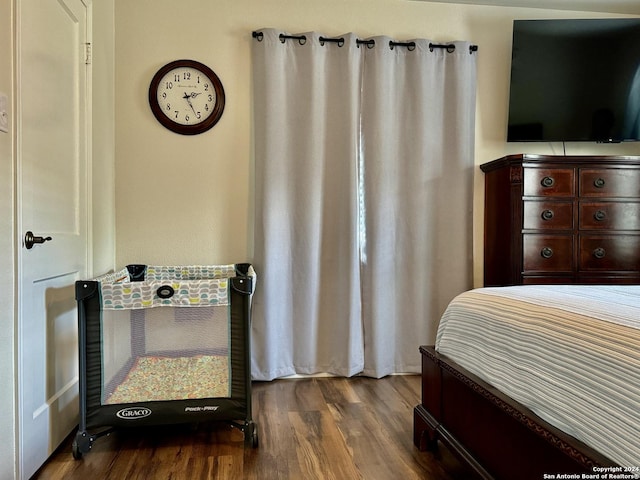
top-left (148, 59), bottom-right (225, 135)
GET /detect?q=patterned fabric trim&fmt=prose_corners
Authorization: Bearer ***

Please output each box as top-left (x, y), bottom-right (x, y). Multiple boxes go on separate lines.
top-left (144, 264), bottom-right (237, 281)
top-left (94, 267), bottom-right (130, 284)
top-left (100, 278), bottom-right (229, 310)
top-left (96, 264), bottom-right (249, 310)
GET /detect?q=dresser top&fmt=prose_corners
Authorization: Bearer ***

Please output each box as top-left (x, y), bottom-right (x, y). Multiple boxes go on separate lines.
top-left (480, 154), bottom-right (640, 173)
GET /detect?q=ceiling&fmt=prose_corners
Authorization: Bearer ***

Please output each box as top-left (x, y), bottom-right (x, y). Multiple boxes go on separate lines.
top-left (408, 0), bottom-right (640, 15)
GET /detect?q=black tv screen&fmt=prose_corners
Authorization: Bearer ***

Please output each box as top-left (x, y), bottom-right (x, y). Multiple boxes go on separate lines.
top-left (507, 18), bottom-right (640, 142)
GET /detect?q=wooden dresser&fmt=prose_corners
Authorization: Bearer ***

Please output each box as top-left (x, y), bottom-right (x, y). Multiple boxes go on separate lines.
top-left (480, 154), bottom-right (640, 286)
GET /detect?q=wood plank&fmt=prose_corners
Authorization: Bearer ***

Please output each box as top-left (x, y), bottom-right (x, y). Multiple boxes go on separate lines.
top-left (33, 376), bottom-right (476, 479)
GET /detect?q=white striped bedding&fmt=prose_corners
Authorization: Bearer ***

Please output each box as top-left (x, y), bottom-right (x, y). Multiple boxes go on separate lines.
top-left (435, 285), bottom-right (640, 467)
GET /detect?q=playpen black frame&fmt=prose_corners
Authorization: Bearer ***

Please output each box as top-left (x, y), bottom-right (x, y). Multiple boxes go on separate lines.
top-left (72, 263), bottom-right (256, 459)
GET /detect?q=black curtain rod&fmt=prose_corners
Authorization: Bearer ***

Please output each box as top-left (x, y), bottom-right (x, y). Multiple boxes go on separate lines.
top-left (252, 31), bottom-right (478, 53)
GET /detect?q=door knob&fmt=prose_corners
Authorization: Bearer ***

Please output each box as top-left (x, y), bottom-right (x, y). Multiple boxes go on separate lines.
top-left (24, 231), bottom-right (52, 249)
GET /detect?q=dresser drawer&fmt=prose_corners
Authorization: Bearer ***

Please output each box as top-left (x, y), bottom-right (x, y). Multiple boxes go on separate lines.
top-left (579, 235), bottom-right (640, 271)
top-left (579, 202), bottom-right (640, 230)
top-left (524, 168), bottom-right (574, 197)
top-left (580, 168), bottom-right (640, 197)
top-left (523, 234), bottom-right (573, 272)
top-left (523, 200), bottom-right (573, 230)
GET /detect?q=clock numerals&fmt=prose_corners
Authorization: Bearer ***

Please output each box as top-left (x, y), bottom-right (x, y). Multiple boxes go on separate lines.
top-left (171, 111), bottom-right (203, 123)
top-left (156, 68), bottom-right (215, 126)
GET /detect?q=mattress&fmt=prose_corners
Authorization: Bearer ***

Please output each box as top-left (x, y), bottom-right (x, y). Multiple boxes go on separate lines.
top-left (104, 354), bottom-right (230, 404)
top-left (435, 285), bottom-right (640, 467)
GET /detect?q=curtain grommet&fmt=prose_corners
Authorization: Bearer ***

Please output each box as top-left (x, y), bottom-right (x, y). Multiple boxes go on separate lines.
top-left (319, 36), bottom-right (345, 47)
top-left (356, 39), bottom-right (375, 49)
top-left (279, 33), bottom-right (307, 45)
top-left (390, 41), bottom-right (416, 51)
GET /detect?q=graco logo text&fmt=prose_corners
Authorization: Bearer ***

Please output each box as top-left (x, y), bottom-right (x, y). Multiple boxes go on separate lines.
top-left (116, 407), bottom-right (152, 419)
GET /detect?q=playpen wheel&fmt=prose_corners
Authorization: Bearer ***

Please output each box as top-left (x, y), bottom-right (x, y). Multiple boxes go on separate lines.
top-left (71, 441), bottom-right (82, 460)
top-left (244, 421), bottom-right (258, 448)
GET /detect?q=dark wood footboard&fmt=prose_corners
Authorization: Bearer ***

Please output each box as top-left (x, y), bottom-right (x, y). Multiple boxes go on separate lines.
top-left (414, 346), bottom-right (615, 480)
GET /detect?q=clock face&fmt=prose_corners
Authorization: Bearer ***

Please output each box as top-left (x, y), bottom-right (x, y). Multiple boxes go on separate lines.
top-left (149, 60), bottom-right (225, 135)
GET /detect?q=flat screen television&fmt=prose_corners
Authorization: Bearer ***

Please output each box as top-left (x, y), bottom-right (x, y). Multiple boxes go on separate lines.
top-left (507, 18), bottom-right (640, 143)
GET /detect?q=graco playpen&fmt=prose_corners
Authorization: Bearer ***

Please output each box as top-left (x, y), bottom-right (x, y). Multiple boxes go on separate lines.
top-left (72, 263), bottom-right (256, 459)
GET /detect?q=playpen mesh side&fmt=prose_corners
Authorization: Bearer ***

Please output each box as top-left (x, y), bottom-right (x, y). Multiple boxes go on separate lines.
top-left (99, 276), bottom-right (232, 405)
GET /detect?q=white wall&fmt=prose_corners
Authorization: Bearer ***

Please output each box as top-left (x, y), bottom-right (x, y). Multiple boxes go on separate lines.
top-left (114, 0), bottom-right (640, 285)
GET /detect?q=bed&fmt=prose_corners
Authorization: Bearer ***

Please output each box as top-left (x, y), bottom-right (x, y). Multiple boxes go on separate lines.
top-left (413, 285), bottom-right (640, 479)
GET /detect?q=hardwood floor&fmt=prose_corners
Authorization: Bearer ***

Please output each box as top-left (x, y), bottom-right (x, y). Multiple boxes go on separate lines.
top-left (33, 375), bottom-right (476, 480)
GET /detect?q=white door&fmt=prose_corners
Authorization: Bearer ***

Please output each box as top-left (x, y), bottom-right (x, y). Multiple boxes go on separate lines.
top-left (17, 0), bottom-right (90, 478)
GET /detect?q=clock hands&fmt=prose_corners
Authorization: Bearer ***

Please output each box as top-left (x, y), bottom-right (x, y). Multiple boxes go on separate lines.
top-left (182, 91), bottom-right (197, 116)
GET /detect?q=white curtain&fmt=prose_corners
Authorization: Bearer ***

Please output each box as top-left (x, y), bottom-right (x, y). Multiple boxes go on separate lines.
top-left (359, 38), bottom-right (477, 377)
top-left (251, 29), bottom-right (477, 380)
top-left (251, 30), bottom-right (365, 379)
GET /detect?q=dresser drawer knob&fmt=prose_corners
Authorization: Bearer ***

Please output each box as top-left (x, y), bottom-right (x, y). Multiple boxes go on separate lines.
top-left (541, 247), bottom-right (554, 259)
top-left (541, 209), bottom-right (554, 220)
top-left (541, 176), bottom-right (555, 187)
top-left (593, 247), bottom-right (606, 259)
top-left (594, 210), bottom-right (606, 221)
top-left (594, 177), bottom-right (606, 188)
